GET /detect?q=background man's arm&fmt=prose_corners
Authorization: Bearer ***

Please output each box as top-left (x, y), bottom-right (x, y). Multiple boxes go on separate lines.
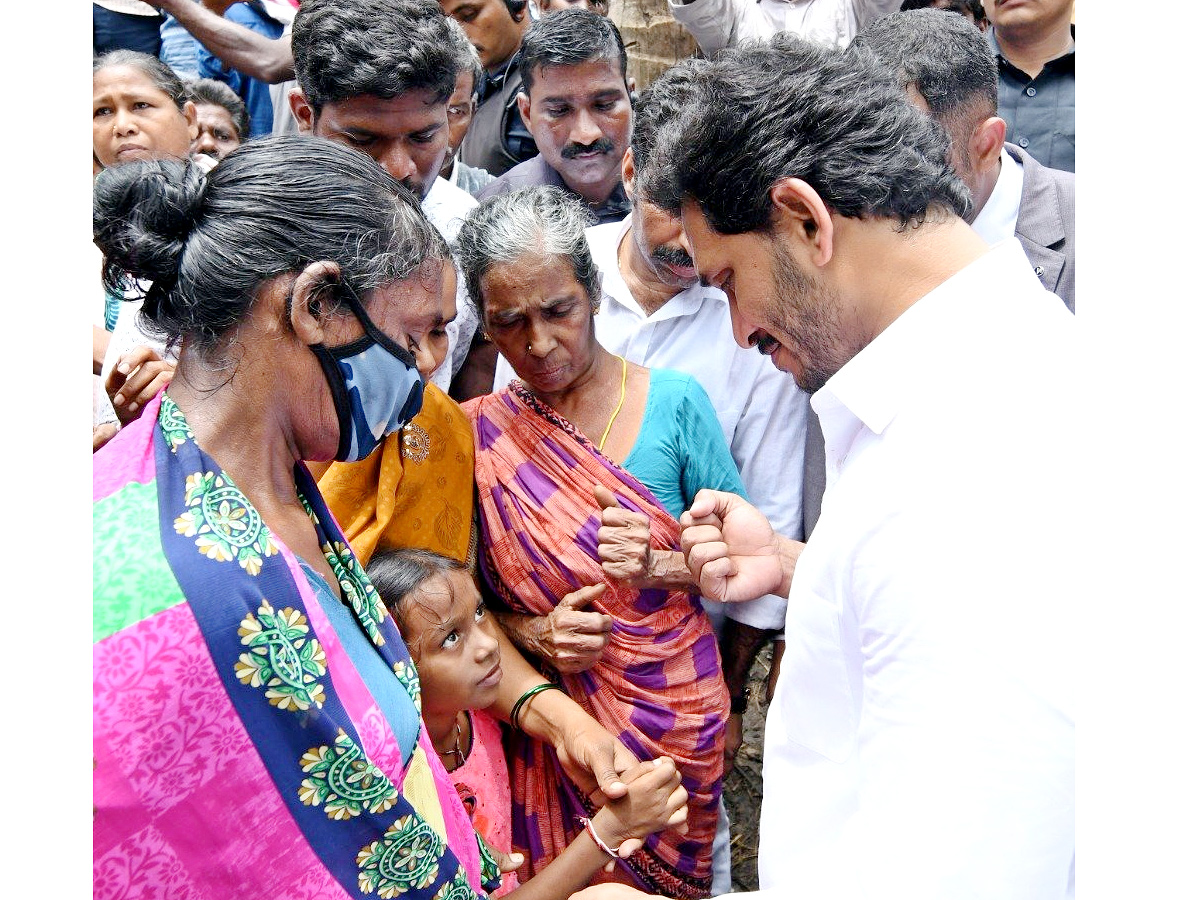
top-left (155, 0), bottom-right (294, 84)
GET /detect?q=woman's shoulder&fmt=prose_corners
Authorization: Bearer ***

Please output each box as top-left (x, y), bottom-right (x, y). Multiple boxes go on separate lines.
top-left (646, 367), bottom-right (719, 413)
top-left (421, 382), bottom-right (470, 429)
top-left (646, 366), bottom-right (703, 394)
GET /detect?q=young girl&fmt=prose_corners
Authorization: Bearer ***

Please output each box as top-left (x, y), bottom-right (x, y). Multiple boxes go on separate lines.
top-left (366, 548), bottom-right (689, 898)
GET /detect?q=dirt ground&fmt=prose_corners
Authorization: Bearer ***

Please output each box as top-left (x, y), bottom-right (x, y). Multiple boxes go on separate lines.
top-left (723, 640), bottom-right (776, 892)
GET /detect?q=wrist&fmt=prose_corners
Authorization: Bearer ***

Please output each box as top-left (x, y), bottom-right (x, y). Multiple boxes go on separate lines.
top-left (585, 810), bottom-right (626, 851)
top-left (772, 533), bottom-right (803, 596)
top-left (519, 684), bottom-right (573, 745)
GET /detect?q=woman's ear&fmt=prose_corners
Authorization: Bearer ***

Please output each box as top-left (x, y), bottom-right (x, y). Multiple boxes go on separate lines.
top-left (289, 260), bottom-right (343, 345)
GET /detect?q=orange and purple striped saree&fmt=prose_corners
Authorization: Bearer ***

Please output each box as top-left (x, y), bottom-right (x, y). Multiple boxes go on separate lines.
top-left (463, 383), bottom-right (728, 900)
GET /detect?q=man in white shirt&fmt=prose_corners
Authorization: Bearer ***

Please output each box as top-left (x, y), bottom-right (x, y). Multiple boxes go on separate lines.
top-left (668, 0), bottom-right (899, 59)
top-left (573, 34), bottom-right (1075, 900)
top-left (288, 0), bottom-right (479, 390)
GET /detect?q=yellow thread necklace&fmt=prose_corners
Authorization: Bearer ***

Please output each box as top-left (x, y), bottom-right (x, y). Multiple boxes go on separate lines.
top-left (597, 356), bottom-right (627, 453)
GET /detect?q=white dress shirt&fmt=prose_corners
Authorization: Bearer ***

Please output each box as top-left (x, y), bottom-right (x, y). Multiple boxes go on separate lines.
top-left (421, 175), bottom-right (479, 391)
top-left (667, 0), bottom-right (899, 59)
top-left (728, 238), bottom-right (1076, 899)
top-left (971, 147), bottom-right (1025, 248)
top-left (496, 217), bottom-right (809, 629)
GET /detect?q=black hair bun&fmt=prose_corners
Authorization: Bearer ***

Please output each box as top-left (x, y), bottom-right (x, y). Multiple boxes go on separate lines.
top-left (93, 158), bottom-right (208, 323)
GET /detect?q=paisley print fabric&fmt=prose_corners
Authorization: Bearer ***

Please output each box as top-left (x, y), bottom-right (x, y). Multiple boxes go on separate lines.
top-left (93, 390), bottom-right (495, 900)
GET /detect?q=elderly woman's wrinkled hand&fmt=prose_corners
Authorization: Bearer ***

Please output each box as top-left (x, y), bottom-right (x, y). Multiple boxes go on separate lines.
top-left (594, 484), bottom-right (653, 584)
top-left (534, 583), bottom-right (613, 674)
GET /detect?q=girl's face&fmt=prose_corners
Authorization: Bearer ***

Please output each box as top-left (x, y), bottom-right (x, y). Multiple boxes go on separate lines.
top-left (399, 570), bottom-right (502, 717)
top-left (413, 262), bottom-right (459, 381)
top-left (93, 64), bottom-right (198, 168)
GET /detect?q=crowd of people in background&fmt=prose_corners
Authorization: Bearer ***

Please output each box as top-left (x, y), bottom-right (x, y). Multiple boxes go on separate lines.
top-left (93, 1), bottom-right (1076, 898)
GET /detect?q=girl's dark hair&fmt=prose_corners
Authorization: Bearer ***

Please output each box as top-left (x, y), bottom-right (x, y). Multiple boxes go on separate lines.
top-left (94, 49), bottom-right (189, 111)
top-left (366, 548), bottom-right (468, 647)
top-left (93, 134), bottom-right (450, 356)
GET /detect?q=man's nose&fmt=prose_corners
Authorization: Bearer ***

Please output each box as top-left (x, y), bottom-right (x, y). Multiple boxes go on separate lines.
top-left (569, 110), bottom-right (603, 148)
top-left (377, 142), bottom-right (418, 187)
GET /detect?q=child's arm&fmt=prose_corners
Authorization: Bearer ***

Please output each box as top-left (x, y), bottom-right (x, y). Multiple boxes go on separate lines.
top-left (498, 757), bottom-right (688, 900)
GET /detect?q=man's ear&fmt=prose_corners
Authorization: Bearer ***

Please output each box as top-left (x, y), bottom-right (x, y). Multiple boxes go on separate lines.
top-left (968, 115), bottom-right (1007, 172)
top-left (516, 91), bottom-right (532, 131)
top-left (182, 99), bottom-right (199, 142)
top-left (289, 88), bottom-right (317, 135)
top-left (289, 261), bottom-right (343, 345)
top-left (620, 147), bottom-right (636, 197)
top-left (769, 178), bottom-right (834, 268)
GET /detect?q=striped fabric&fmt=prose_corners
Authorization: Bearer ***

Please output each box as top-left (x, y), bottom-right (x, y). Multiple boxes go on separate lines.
top-left (464, 383), bottom-right (728, 900)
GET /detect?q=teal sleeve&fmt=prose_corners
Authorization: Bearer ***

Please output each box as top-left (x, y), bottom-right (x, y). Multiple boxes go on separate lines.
top-left (624, 370), bottom-right (747, 519)
top-left (675, 375), bottom-right (748, 510)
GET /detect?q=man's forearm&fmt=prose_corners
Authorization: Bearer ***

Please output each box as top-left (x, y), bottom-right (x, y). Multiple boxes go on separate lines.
top-left (156, 0), bottom-right (294, 83)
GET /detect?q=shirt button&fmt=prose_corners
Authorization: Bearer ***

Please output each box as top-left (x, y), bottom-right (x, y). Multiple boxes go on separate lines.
top-left (1026, 86), bottom-right (1037, 97)
top-left (1018, 137), bottom-right (1030, 148)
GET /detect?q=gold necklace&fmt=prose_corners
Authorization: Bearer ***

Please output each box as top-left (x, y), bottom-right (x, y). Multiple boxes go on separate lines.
top-left (597, 356), bottom-right (627, 453)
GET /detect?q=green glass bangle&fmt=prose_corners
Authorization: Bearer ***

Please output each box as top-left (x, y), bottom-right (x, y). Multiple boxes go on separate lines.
top-left (510, 682), bottom-right (564, 729)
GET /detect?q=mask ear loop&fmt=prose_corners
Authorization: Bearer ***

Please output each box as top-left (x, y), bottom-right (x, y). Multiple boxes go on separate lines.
top-left (338, 284), bottom-right (419, 371)
top-left (290, 278), bottom-right (358, 463)
top-left (337, 283), bottom-right (425, 428)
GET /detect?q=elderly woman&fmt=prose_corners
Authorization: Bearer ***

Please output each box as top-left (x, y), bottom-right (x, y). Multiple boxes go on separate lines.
top-left (92, 138), bottom-right (647, 900)
top-left (457, 186), bottom-right (741, 899)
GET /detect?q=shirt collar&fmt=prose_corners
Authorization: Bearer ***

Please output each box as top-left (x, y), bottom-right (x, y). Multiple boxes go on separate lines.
top-left (593, 216), bottom-right (725, 320)
top-left (971, 147), bottom-right (1024, 247)
top-left (480, 51), bottom-right (520, 103)
top-left (987, 24), bottom-right (1075, 71)
top-left (812, 238), bottom-right (1036, 462)
top-left (536, 157), bottom-right (631, 221)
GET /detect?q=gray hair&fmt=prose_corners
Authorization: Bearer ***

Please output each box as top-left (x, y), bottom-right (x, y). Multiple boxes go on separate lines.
top-left (446, 18), bottom-right (485, 95)
top-left (94, 49), bottom-right (189, 111)
top-left (455, 186), bottom-right (601, 320)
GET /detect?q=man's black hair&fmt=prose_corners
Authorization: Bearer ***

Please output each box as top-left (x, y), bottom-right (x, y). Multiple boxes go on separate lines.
top-left (518, 8), bottom-right (627, 95)
top-left (292, 0), bottom-right (459, 117)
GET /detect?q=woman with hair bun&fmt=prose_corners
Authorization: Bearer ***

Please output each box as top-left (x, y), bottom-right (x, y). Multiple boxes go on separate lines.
top-left (92, 49), bottom-right (200, 444)
top-left (92, 135), bottom-right (647, 900)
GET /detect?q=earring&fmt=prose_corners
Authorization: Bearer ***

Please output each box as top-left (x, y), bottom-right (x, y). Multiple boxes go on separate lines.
top-left (526, 342), bottom-right (533, 352)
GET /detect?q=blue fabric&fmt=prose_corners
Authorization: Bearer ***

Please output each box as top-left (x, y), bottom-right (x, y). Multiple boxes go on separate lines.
top-left (300, 563), bottom-right (423, 757)
top-left (94, 5), bottom-right (164, 57)
top-left (197, 2), bottom-right (283, 138)
top-left (623, 368), bottom-right (748, 519)
top-left (159, 12), bottom-right (200, 80)
top-left (150, 394), bottom-right (478, 899)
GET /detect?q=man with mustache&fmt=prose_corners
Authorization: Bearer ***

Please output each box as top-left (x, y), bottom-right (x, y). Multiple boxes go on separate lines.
top-left (492, 71), bottom-right (809, 897)
top-left (476, 8), bottom-right (632, 225)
